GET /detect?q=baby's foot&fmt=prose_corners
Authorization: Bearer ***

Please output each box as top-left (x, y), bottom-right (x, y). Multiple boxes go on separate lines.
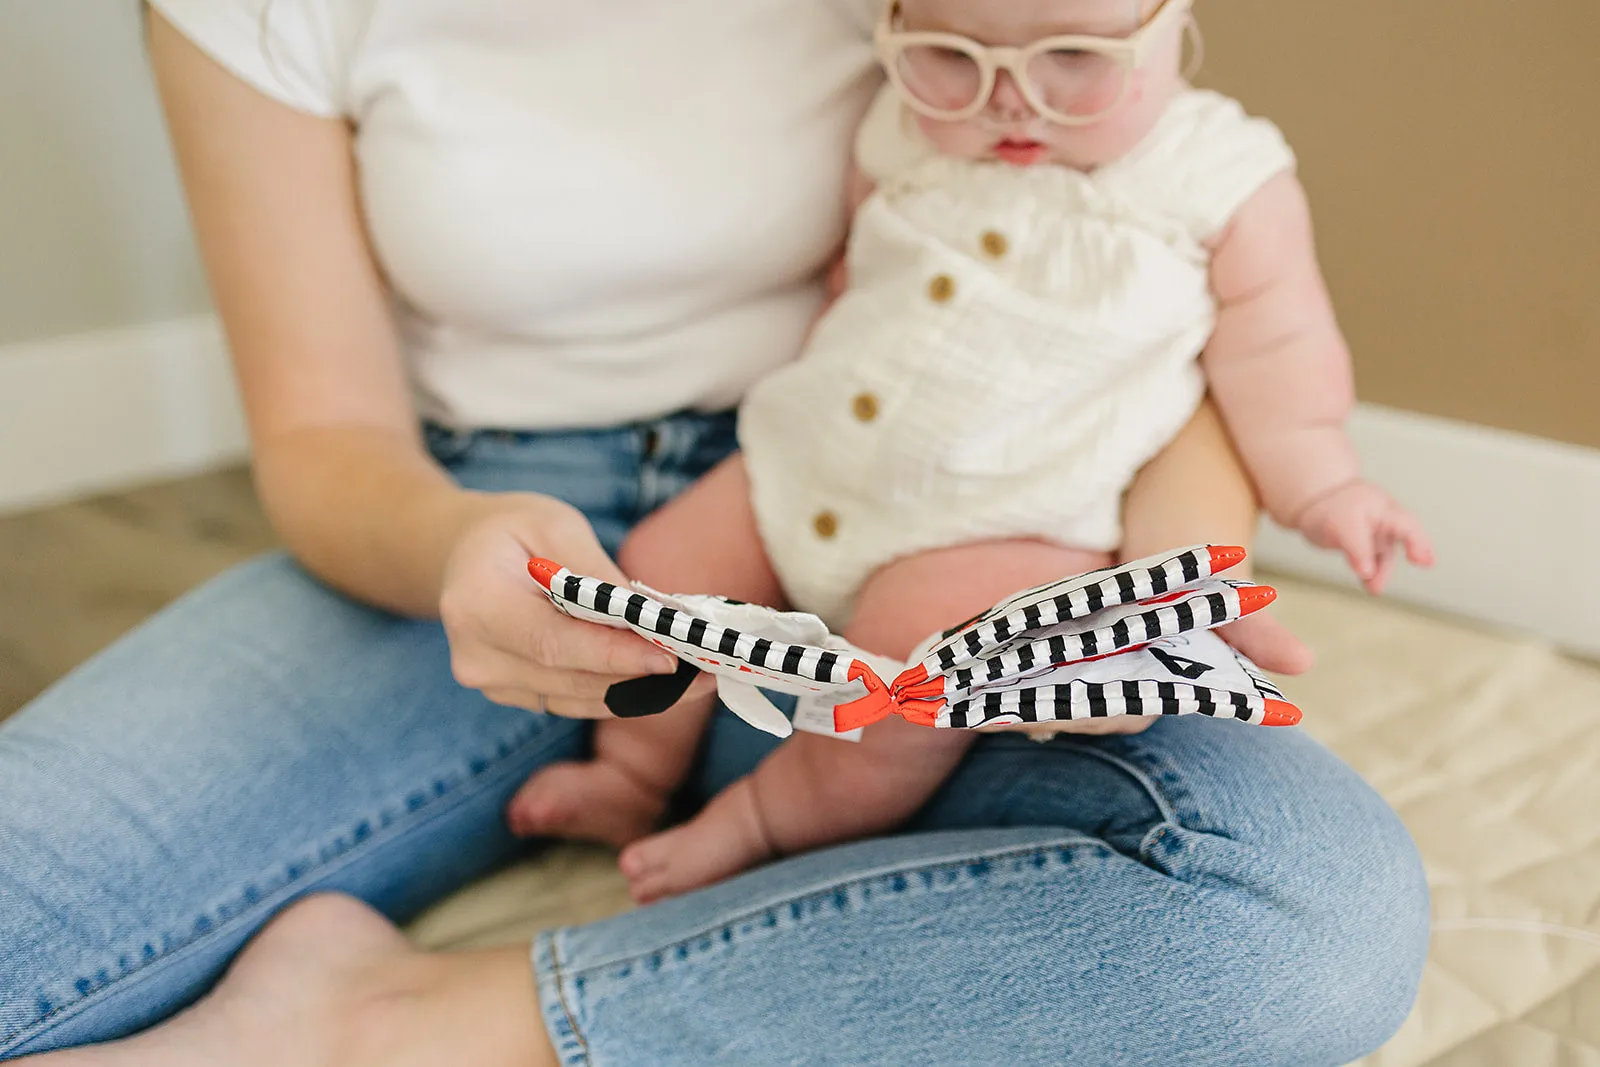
top-left (618, 779), bottom-right (774, 904)
top-left (508, 759), bottom-right (668, 849)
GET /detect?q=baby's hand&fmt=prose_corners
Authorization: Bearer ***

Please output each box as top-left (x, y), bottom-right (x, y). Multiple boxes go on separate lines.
top-left (1296, 481), bottom-right (1434, 595)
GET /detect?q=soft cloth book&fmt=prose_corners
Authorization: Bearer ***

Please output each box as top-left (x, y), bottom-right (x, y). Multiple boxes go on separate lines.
top-left (527, 545), bottom-right (1300, 739)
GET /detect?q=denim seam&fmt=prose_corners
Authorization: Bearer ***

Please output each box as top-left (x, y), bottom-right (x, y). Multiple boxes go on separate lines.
top-left (1139, 822), bottom-right (1176, 868)
top-left (556, 837), bottom-right (1115, 982)
top-left (545, 935), bottom-right (593, 1067)
top-left (2, 720), bottom-right (566, 1058)
top-left (1040, 742), bottom-right (1209, 870)
top-left (1035, 741), bottom-right (1183, 826)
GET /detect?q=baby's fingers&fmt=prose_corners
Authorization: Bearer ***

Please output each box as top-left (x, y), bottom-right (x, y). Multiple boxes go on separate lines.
top-left (1365, 539), bottom-right (1397, 595)
top-left (1395, 511), bottom-right (1436, 568)
top-left (1338, 523), bottom-right (1380, 588)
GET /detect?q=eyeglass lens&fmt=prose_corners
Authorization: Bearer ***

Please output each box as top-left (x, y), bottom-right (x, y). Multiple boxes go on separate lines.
top-left (895, 43), bottom-right (1129, 122)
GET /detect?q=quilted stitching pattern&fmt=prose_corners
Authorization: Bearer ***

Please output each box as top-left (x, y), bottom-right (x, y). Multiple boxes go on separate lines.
top-left (1271, 578), bottom-right (1600, 1067)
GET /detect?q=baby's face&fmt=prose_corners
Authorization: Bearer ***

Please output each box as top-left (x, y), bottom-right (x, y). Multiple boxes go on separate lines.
top-left (896, 0), bottom-right (1188, 170)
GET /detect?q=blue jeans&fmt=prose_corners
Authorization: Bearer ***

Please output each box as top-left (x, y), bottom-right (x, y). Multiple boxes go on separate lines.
top-left (0, 411), bottom-right (1428, 1064)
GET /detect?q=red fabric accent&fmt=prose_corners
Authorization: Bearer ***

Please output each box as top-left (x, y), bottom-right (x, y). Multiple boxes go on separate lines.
top-left (1263, 699), bottom-right (1302, 727)
top-left (526, 558), bottom-right (561, 589)
top-left (1206, 546), bottom-right (1247, 573)
top-left (1235, 584), bottom-right (1278, 616)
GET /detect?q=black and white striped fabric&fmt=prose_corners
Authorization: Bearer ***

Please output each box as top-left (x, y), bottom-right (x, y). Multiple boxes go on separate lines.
top-left (527, 546), bottom-right (1299, 735)
top-left (529, 561), bottom-right (859, 696)
top-left (908, 545), bottom-right (1247, 678)
top-left (893, 578), bottom-right (1276, 708)
top-left (932, 631), bottom-right (1295, 729)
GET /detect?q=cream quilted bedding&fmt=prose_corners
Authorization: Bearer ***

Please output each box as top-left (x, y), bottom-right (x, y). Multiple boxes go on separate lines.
top-left (407, 576), bottom-right (1600, 1065)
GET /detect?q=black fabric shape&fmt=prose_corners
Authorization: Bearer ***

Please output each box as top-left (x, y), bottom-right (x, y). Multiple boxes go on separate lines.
top-left (605, 657), bottom-right (701, 717)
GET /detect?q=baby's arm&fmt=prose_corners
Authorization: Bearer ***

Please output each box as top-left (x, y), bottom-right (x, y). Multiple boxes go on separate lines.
top-left (1121, 397), bottom-right (1314, 675)
top-left (1205, 172), bottom-right (1432, 593)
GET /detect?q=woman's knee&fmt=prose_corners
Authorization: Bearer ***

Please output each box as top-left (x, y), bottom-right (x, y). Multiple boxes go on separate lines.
top-left (1222, 809), bottom-right (1430, 1061)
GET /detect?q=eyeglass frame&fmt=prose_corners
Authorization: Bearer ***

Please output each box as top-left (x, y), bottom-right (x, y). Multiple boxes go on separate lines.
top-left (873, 0), bottom-right (1199, 127)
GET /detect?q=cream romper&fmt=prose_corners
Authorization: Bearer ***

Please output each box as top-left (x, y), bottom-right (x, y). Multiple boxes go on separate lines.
top-left (739, 85), bottom-right (1296, 630)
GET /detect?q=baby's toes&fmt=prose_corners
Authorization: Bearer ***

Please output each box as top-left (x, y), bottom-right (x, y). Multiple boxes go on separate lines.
top-left (620, 831), bottom-right (685, 904)
top-left (618, 833), bottom-right (668, 880)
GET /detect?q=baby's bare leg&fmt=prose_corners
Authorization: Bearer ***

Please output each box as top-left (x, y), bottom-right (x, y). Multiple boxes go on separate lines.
top-left (510, 456), bottom-right (784, 847)
top-left (620, 539), bottom-right (1113, 903)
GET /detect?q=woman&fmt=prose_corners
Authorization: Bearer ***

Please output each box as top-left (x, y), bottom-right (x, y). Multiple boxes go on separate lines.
top-left (0, 1), bottom-right (1429, 1063)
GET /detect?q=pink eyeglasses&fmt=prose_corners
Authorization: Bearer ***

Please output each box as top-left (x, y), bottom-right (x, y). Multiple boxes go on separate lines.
top-left (874, 0), bottom-right (1199, 126)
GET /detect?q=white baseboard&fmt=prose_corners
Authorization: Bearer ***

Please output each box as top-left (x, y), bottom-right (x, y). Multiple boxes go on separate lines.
top-left (1255, 404), bottom-right (1600, 659)
top-left (0, 314), bottom-right (247, 515)
top-left (1, 320), bottom-right (1595, 655)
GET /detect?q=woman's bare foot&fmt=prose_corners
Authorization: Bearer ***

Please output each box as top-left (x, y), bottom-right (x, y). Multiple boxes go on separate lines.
top-left (508, 758), bottom-right (668, 848)
top-left (22, 894), bottom-right (555, 1067)
top-left (619, 778), bottom-right (774, 904)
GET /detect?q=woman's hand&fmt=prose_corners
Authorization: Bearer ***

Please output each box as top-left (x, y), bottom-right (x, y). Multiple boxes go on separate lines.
top-left (1216, 610), bottom-right (1314, 676)
top-left (439, 495), bottom-right (680, 717)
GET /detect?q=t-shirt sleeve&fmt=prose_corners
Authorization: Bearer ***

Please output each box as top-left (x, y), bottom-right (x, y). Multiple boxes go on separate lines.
top-left (834, 0), bottom-right (882, 38)
top-left (853, 84), bottom-right (936, 184)
top-left (147, 0), bottom-right (349, 117)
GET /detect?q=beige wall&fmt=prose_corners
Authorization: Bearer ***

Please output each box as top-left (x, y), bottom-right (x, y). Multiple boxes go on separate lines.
top-left (2, 2), bottom-right (1593, 448)
top-left (1198, 0), bottom-right (1599, 449)
top-left (0, 1), bottom-right (209, 347)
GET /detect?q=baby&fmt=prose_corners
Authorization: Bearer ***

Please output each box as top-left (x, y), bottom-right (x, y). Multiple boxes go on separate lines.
top-left (522, 0), bottom-right (1432, 902)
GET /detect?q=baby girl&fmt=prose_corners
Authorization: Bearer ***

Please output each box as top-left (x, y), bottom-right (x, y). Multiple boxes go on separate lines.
top-left (523, 0), bottom-right (1432, 902)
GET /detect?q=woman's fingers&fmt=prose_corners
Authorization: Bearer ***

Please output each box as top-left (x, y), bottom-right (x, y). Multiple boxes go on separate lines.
top-left (1219, 610), bottom-right (1315, 675)
top-left (453, 644), bottom-right (634, 699)
top-left (517, 612), bottom-right (679, 680)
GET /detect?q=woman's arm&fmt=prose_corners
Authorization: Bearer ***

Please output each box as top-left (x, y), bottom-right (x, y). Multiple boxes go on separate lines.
top-left (150, 13), bottom-right (522, 618)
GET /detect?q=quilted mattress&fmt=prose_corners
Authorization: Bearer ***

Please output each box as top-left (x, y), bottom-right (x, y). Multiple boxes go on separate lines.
top-left (407, 575), bottom-right (1600, 1065)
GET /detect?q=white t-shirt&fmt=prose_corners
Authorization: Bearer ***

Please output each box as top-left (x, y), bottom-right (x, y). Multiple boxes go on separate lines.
top-left (150, 0), bottom-right (883, 430)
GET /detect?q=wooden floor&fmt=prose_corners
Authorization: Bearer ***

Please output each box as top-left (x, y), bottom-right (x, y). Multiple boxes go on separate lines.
top-left (0, 468), bottom-right (277, 721)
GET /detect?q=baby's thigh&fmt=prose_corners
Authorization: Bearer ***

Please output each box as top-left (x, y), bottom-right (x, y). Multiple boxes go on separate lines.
top-left (847, 539), bottom-right (1113, 660)
top-left (617, 453), bottom-right (782, 604)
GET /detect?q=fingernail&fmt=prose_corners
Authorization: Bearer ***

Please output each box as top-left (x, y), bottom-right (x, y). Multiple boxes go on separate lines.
top-left (648, 654), bottom-right (679, 674)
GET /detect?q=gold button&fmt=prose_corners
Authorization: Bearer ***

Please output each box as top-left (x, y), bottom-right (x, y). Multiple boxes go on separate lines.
top-left (927, 274), bottom-right (956, 303)
top-left (851, 392), bottom-right (879, 422)
top-left (813, 510), bottom-right (839, 539)
top-left (980, 231), bottom-right (1008, 258)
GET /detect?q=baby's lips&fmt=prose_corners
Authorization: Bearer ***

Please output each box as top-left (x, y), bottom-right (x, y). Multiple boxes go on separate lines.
top-left (527, 558), bottom-right (562, 589)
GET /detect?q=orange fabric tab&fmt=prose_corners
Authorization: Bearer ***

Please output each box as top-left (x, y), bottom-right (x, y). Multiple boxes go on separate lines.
top-left (1263, 700), bottom-right (1302, 727)
top-left (1206, 546), bottom-right (1247, 573)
